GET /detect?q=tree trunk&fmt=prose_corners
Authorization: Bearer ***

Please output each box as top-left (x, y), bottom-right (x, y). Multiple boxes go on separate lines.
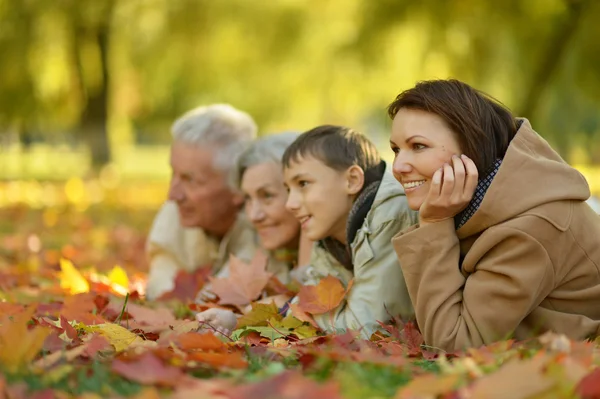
top-left (519, 0), bottom-right (589, 119)
top-left (72, 0), bottom-right (115, 169)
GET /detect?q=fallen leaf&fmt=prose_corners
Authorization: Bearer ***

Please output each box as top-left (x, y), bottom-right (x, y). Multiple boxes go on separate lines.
top-left (576, 368), bottom-right (600, 399)
top-left (289, 303), bottom-right (319, 328)
top-left (112, 352), bottom-right (183, 386)
top-left (469, 355), bottom-right (554, 399)
top-left (107, 265), bottom-right (129, 290)
top-left (210, 252), bottom-right (272, 306)
top-left (175, 332), bottom-right (226, 352)
top-left (236, 302), bottom-right (281, 329)
top-left (188, 351), bottom-right (248, 369)
top-left (159, 267), bottom-right (212, 303)
top-left (0, 306), bottom-right (51, 372)
top-left (81, 323), bottom-right (156, 352)
top-left (227, 370), bottom-right (343, 399)
top-left (396, 374), bottom-right (460, 399)
top-left (59, 258), bottom-right (89, 294)
top-left (297, 276), bottom-right (353, 315)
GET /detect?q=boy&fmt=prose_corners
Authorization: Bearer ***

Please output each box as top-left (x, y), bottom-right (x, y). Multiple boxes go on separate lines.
top-left (283, 125), bottom-right (418, 337)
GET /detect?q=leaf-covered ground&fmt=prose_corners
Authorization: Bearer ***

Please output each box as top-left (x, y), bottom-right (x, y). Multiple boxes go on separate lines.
top-left (1, 205), bottom-right (599, 399)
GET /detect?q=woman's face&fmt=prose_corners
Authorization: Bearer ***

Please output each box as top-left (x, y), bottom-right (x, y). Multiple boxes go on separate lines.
top-left (390, 108), bottom-right (462, 211)
top-left (241, 162), bottom-right (300, 251)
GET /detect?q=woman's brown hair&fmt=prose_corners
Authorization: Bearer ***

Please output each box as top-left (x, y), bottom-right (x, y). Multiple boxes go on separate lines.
top-left (387, 79), bottom-right (518, 173)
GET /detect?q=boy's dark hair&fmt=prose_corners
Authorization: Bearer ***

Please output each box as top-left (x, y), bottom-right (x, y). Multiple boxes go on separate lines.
top-left (281, 125), bottom-right (381, 173)
top-left (387, 79), bottom-right (517, 173)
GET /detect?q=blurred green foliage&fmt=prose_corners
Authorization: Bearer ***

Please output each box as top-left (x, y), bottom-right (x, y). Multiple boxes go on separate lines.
top-left (1, 0), bottom-right (599, 173)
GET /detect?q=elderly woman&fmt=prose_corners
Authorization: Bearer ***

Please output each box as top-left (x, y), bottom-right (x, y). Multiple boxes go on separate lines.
top-left (146, 104), bottom-right (259, 300)
top-left (196, 133), bottom-right (310, 331)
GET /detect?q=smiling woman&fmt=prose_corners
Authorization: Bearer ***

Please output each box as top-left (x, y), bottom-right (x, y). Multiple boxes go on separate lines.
top-left (387, 79), bottom-right (600, 351)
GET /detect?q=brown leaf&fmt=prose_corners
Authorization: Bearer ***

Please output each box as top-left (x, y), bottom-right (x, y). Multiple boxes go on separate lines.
top-left (111, 352), bottom-right (183, 386)
top-left (175, 331), bottom-right (227, 352)
top-left (469, 355), bottom-right (554, 399)
top-left (289, 303), bottom-right (319, 328)
top-left (396, 374), bottom-right (460, 399)
top-left (297, 276), bottom-right (353, 315)
top-left (188, 351), bottom-right (248, 369)
top-left (576, 368), bottom-right (600, 399)
top-left (210, 253), bottom-right (272, 306)
top-left (227, 370), bottom-right (343, 399)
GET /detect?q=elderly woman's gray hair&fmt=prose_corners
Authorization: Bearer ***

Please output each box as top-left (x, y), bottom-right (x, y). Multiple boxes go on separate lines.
top-left (234, 132), bottom-right (299, 189)
top-left (171, 104), bottom-right (257, 173)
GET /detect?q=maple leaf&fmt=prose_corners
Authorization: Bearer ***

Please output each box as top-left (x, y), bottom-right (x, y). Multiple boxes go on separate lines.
top-left (0, 306), bottom-right (51, 372)
top-left (400, 321), bottom-right (424, 356)
top-left (210, 252), bottom-right (272, 306)
top-left (81, 323), bottom-right (156, 352)
top-left (236, 302), bottom-right (281, 329)
top-left (112, 352), bottom-right (183, 386)
top-left (159, 266), bottom-right (212, 303)
top-left (297, 276), bottom-right (354, 315)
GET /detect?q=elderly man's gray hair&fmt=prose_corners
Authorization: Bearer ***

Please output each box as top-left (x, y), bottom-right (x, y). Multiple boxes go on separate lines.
top-left (171, 104), bottom-right (258, 172)
top-left (233, 132), bottom-right (299, 189)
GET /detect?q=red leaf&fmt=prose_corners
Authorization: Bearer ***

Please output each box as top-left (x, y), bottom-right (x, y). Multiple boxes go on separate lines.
top-left (112, 352), bottom-right (183, 386)
top-left (158, 266), bottom-right (212, 303)
top-left (227, 370), bottom-right (343, 399)
top-left (83, 334), bottom-right (111, 357)
top-left (576, 368), bottom-right (600, 399)
top-left (210, 253), bottom-right (272, 306)
top-left (59, 315), bottom-right (79, 342)
top-left (297, 276), bottom-right (353, 315)
top-left (401, 321), bottom-right (424, 356)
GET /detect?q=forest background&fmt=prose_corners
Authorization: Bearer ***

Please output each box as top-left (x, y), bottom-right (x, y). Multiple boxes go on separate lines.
top-left (1, 0), bottom-right (600, 213)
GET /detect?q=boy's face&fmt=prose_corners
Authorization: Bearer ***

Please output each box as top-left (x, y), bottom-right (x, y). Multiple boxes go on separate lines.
top-left (283, 156), bottom-right (355, 244)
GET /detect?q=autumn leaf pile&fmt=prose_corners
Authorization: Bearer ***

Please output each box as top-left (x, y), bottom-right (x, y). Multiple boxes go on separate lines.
top-left (1, 205), bottom-right (600, 399)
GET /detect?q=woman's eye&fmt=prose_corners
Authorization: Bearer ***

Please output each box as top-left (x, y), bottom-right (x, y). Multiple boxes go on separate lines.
top-left (391, 146), bottom-right (399, 155)
top-left (298, 180), bottom-right (309, 188)
top-left (413, 143), bottom-right (426, 150)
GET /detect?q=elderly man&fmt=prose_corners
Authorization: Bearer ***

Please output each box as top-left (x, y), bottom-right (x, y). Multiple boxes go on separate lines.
top-left (145, 104), bottom-right (259, 300)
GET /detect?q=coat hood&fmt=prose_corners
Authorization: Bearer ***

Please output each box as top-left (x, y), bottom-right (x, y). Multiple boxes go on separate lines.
top-left (457, 119), bottom-right (590, 239)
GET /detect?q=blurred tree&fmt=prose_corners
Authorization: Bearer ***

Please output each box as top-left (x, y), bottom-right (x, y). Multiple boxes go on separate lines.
top-left (1, 0), bottom-right (599, 167)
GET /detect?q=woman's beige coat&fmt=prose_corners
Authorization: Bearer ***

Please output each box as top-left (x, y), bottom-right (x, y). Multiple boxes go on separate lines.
top-left (393, 120), bottom-right (600, 351)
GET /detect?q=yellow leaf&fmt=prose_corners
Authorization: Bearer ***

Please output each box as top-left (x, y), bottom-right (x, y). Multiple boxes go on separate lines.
top-left (59, 258), bottom-right (90, 294)
top-left (236, 302), bottom-right (281, 328)
top-left (271, 315), bottom-right (318, 339)
top-left (0, 307), bottom-right (51, 372)
top-left (108, 265), bottom-right (129, 289)
top-left (82, 323), bottom-right (155, 352)
top-left (42, 364), bottom-right (74, 384)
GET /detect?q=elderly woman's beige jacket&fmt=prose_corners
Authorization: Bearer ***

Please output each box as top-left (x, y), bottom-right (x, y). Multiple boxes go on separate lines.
top-left (301, 169), bottom-right (419, 338)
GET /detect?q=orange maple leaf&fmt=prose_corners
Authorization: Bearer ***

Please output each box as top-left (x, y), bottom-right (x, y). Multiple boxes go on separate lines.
top-left (297, 276), bottom-right (354, 315)
top-left (209, 252), bottom-right (272, 306)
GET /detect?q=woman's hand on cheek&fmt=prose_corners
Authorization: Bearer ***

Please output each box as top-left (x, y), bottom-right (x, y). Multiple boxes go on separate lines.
top-left (419, 154), bottom-right (479, 226)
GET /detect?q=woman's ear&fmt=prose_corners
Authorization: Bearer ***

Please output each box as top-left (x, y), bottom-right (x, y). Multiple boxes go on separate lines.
top-left (345, 165), bottom-right (365, 196)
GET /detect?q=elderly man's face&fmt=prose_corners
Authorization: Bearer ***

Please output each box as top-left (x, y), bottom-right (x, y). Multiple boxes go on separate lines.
top-left (168, 142), bottom-right (243, 236)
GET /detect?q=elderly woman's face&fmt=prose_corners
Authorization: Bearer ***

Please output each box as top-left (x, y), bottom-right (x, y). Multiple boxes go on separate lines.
top-left (241, 162), bottom-right (300, 251)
